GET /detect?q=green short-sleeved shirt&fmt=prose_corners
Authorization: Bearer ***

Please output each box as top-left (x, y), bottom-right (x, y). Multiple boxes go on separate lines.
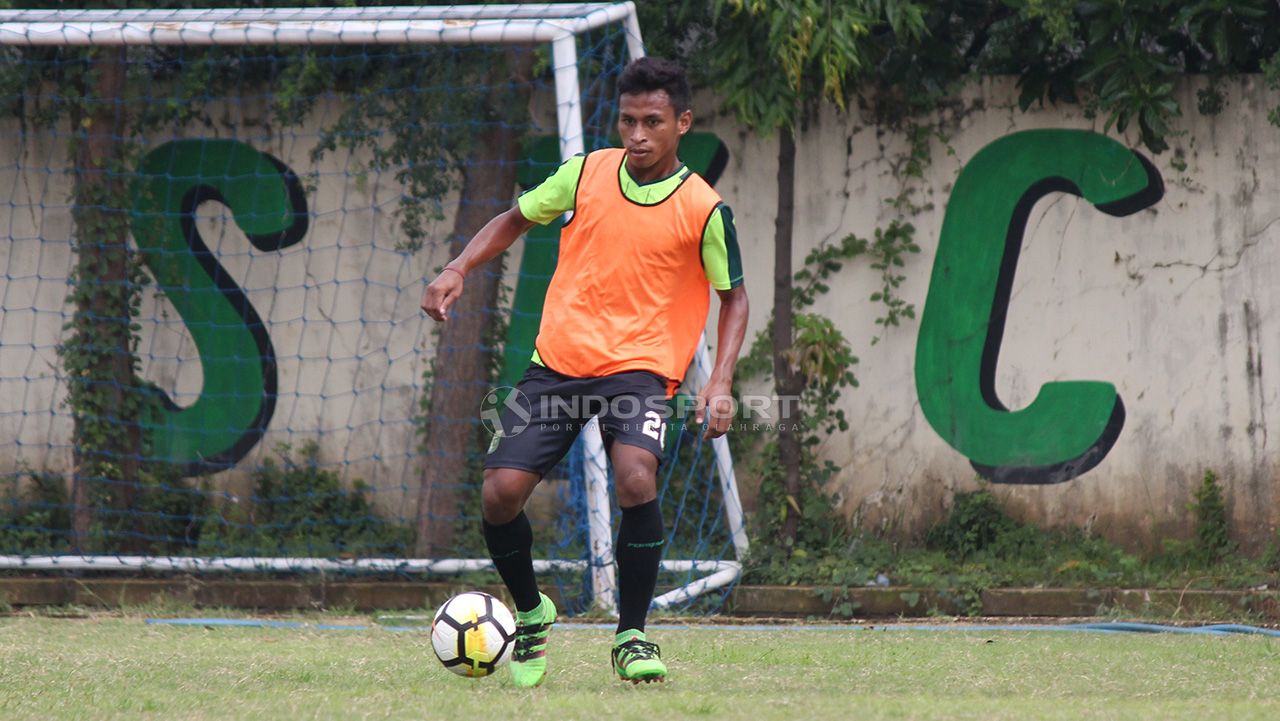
top-left (517, 153), bottom-right (744, 291)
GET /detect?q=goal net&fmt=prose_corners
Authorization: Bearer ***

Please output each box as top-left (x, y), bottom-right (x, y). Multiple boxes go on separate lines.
top-left (0, 3), bottom-right (746, 614)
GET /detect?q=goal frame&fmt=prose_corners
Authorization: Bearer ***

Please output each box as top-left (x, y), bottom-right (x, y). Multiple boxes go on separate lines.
top-left (0, 3), bottom-right (748, 613)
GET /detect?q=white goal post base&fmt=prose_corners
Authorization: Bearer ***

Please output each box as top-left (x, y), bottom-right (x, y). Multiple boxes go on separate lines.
top-left (0, 556), bottom-right (741, 610)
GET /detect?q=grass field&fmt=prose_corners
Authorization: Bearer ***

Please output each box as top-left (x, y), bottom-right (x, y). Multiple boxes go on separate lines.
top-left (1, 614), bottom-right (1278, 720)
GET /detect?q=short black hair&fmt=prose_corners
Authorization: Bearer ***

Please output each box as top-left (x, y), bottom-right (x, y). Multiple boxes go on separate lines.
top-left (617, 57), bottom-right (691, 115)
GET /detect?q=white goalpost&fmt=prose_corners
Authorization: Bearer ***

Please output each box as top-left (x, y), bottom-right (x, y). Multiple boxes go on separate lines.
top-left (0, 3), bottom-right (747, 613)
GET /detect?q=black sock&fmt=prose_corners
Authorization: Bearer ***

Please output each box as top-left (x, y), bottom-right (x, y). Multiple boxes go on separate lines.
top-left (615, 499), bottom-right (665, 634)
top-left (483, 512), bottom-right (540, 613)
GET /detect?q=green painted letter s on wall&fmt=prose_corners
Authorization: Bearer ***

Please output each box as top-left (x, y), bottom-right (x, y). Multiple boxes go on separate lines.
top-left (915, 130), bottom-right (1163, 484)
top-left (131, 139), bottom-right (308, 474)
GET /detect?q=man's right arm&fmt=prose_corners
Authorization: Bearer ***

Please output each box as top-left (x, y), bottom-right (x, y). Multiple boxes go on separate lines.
top-left (420, 207), bottom-right (534, 322)
top-left (444, 207), bottom-right (536, 278)
top-left (421, 154), bottom-right (585, 322)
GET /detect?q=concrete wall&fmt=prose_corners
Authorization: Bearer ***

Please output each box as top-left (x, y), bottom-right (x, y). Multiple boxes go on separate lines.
top-left (699, 76), bottom-right (1280, 552)
top-left (3, 75), bottom-right (1279, 550)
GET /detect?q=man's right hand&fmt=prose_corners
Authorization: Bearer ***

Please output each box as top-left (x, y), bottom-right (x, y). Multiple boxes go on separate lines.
top-left (421, 267), bottom-right (465, 322)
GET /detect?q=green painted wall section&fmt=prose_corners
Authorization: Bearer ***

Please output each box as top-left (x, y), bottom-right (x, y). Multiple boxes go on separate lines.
top-left (131, 139), bottom-right (308, 473)
top-left (915, 129), bottom-right (1161, 481)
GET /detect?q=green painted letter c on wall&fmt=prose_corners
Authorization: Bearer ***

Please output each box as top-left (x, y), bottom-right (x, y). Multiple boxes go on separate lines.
top-left (915, 130), bottom-right (1162, 483)
top-left (131, 139), bottom-right (308, 474)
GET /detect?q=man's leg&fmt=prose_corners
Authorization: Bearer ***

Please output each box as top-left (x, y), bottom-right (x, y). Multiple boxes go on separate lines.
top-left (610, 443), bottom-right (663, 633)
top-left (481, 467), bottom-right (542, 612)
top-left (481, 362), bottom-right (585, 610)
top-left (596, 371), bottom-right (670, 682)
top-left (608, 442), bottom-right (668, 683)
top-left (481, 467), bottom-right (557, 688)
top-left (480, 363), bottom-right (583, 688)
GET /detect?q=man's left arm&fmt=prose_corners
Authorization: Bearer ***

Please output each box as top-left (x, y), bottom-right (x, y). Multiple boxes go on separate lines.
top-left (697, 285), bottom-right (749, 439)
top-left (695, 203), bottom-right (749, 439)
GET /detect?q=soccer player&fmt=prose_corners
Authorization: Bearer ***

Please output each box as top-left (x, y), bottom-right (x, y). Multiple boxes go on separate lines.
top-left (421, 57), bottom-right (748, 686)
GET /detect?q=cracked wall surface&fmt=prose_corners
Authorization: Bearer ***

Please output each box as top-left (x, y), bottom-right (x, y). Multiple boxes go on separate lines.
top-left (699, 76), bottom-right (1280, 551)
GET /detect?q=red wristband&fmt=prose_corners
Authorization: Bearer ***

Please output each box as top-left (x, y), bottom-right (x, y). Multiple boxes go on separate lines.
top-left (440, 266), bottom-right (465, 281)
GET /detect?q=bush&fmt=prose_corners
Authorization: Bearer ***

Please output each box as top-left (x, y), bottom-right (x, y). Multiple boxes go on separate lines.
top-left (1190, 469), bottom-right (1233, 564)
top-left (199, 441), bottom-right (411, 557)
top-left (1264, 531), bottom-right (1280, 572)
top-left (105, 463), bottom-right (208, 553)
top-left (0, 469), bottom-right (71, 553)
top-left (926, 490), bottom-right (1042, 561)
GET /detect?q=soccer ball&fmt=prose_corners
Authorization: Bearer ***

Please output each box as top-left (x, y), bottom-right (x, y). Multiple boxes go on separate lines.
top-left (431, 591), bottom-right (517, 677)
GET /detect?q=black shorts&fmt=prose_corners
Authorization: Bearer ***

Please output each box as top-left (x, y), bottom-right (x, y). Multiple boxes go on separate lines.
top-left (482, 363), bottom-right (670, 478)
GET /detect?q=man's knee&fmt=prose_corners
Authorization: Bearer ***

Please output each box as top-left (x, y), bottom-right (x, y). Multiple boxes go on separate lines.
top-left (613, 462), bottom-right (657, 508)
top-left (482, 469), bottom-right (537, 524)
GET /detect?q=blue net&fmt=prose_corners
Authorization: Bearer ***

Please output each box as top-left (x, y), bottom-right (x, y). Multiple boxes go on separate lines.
top-left (0, 9), bottom-right (741, 615)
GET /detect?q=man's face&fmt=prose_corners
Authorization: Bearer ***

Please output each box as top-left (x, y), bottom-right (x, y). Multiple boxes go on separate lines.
top-left (618, 90), bottom-right (692, 174)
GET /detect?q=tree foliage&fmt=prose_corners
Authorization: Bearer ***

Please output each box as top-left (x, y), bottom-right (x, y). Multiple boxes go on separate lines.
top-left (991, 0), bottom-right (1280, 153)
top-left (643, 0), bottom-right (1280, 154)
top-left (700, 0), bottom-right (926, 130)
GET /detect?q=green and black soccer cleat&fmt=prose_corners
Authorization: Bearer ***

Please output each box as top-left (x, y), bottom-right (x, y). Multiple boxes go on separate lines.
top-left (510, 592), bottom-right (556, 688)
top-left (612, 630), bottom-right (667, 684)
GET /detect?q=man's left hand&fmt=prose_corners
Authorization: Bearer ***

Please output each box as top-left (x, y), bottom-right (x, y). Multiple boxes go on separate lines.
top-left (696, 380), bottom-right (735, 440)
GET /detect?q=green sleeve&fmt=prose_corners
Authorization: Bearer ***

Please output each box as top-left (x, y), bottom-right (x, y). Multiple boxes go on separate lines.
top-left (517, 154), bottom-right (585, 225)
top-left (701, 203), bottom-right (744, 290)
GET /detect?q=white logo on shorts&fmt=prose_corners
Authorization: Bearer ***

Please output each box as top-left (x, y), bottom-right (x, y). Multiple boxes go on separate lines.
top-left (479, 386), bottom-right (531, 437)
